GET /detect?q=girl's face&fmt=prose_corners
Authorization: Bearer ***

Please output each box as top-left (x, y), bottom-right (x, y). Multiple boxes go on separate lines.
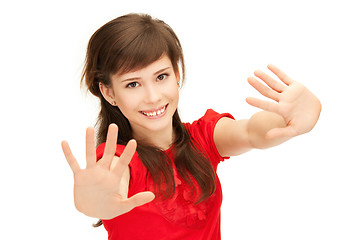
top-left (101, 55), bottom-right (180, 142)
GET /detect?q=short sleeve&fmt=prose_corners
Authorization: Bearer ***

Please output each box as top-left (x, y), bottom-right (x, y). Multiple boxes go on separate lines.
top-left (184, 109), bottom-right (235, 167)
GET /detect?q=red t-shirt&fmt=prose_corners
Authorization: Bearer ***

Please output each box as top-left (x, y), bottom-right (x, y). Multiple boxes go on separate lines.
top-left (96, 109), bottom-right (234, 240)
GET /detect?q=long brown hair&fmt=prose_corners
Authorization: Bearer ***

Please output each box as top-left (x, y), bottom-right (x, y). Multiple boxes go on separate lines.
top-left (81, 13), bottom-right (217, 226)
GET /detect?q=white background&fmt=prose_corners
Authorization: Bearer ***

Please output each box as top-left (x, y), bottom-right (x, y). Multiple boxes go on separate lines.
top-left (1, 0), bottom-right (355, 239)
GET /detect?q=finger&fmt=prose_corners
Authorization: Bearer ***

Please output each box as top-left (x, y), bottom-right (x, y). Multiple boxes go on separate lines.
top-left (86, 127), bottom-right (97, 168)
top-left (267, 64), bottom-right (293, 86)
top-left (266, 126), bottom-right (298, 140)
top-left (61, 141), bottom-right (81, 174)
top-left (246, 97), bottom-right (278, 113)
top-left (101, 124), bottom-right (119, 166)
top-left (247, 76), bottom-right (280, 102)
top-left (120, 191), bottom-right (155, 213)
top-left (112, 139), bottom-right (137, 179)
top-left (254, 70), bottom-right (286, 92)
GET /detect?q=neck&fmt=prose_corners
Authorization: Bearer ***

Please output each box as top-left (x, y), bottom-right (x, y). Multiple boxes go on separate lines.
top-left (132, 125), bottom-right (175, 151)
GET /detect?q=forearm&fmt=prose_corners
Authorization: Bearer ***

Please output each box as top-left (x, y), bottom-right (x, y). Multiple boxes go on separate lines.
top-left (247, 111), bottom-right (290, 149)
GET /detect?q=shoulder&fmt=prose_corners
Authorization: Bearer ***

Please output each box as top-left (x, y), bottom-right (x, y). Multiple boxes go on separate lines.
top-left (186, 109), bottom-right (234, 126)
top-left (184, 109), bottom-right (234, 135)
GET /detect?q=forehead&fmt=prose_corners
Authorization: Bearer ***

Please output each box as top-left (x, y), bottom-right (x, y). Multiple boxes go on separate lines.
top-left (113, 55), bottom-right (173, 80)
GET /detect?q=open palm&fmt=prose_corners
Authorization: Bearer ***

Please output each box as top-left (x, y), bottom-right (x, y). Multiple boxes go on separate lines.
top-left (61, 124), bottom-right (155, 220)
top-left (246, 64), bottom-right (322, 140)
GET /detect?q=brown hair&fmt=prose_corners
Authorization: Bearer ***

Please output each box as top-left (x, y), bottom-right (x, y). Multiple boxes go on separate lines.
top-left (81, 13), bottom-right (216, 227)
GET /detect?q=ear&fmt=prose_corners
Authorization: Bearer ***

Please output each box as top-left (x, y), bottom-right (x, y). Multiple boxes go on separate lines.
top-left (99, 83), bottom-right (116, 106)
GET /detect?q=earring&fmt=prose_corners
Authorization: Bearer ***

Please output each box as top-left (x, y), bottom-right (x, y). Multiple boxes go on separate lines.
top-left (112, 101), bottom-right (116, 106)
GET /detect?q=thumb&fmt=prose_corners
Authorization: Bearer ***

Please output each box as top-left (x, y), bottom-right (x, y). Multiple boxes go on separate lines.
top-left (266, 126), bottom-right (297, 140)
top-left (121, 191), bottom-right (155, 212)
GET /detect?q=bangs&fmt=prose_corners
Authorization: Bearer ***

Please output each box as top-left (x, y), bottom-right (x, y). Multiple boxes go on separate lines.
top-left (111, 23), bottom-right (175, 76)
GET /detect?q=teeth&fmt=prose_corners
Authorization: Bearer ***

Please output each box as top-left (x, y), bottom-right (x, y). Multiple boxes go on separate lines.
top-left (142, 105), bottom-right (166, 117)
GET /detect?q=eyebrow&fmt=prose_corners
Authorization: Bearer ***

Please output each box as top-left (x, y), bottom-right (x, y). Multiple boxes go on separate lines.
top-left (121, 67), bottom-right (172, 83)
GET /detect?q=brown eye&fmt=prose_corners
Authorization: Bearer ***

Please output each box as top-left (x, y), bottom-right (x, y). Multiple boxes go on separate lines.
top-left (126, 82), bottom-right (139, 88)
top-left (157, 74), bottom-right (168, 81)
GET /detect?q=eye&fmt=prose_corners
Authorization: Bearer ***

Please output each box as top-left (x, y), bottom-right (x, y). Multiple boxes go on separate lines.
top-left (157, 74), bottom-right (168, 81)
top-left (126, 82), bottom-right (139, 88)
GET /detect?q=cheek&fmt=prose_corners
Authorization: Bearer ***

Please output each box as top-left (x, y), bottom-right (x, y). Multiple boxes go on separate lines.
top-left (174, 87), bottom-right (180, 103)
top-left (174, 89), bottom-right (179, 103)
top-left (165, 83), bottom-right (180, 102)
top-left (115, 93), bottom-right (139, 114)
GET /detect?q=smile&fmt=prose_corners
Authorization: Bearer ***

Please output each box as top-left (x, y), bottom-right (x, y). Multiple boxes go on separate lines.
top-left (140, 104), bottom-right (168, 118)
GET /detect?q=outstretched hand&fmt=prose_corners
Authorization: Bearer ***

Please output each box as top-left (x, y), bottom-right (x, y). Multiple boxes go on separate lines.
top-left (246, 64), bottom-right (321, 140)
top-left (61, 124), bottom-right (155, 220)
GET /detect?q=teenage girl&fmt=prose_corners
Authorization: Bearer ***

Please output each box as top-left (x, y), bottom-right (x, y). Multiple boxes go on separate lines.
top-left (61, 13), bottom-right (321, 240)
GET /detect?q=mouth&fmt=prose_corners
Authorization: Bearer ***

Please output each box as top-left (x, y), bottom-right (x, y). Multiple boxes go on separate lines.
top-left (140, 104), bottom-right (168, 118)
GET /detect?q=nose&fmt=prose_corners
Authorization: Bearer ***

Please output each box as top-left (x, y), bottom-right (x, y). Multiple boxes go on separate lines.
top-left (144, 84), bottom-right (162, 104)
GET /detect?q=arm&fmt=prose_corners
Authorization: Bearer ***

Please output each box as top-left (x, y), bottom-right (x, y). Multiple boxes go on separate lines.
top-left (214, 64), bottom-right (321, 157)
